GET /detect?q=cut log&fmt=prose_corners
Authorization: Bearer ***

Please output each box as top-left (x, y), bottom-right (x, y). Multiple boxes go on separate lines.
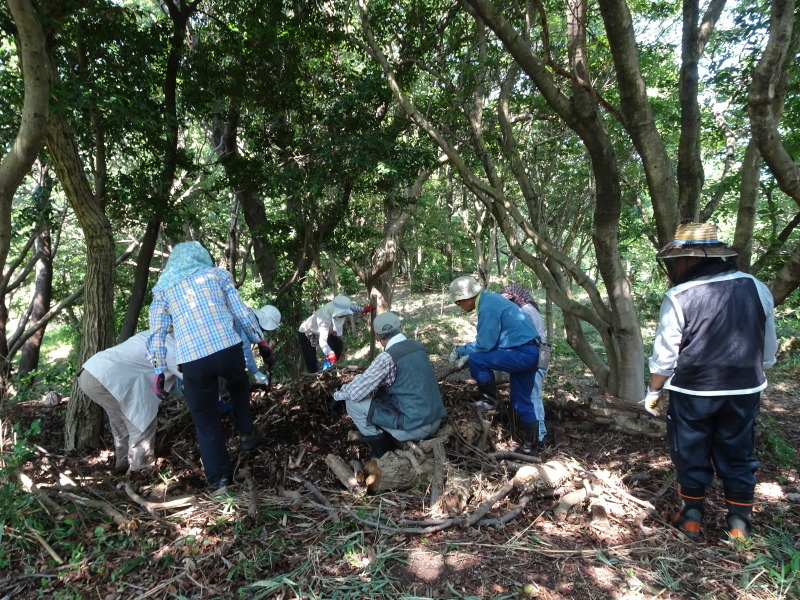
top-left (512, 460), bottom-right (578, 494)
top-left (362, 450), bottom-right (436, 494)
top-left (429, 439), bottom-right (446, 506)
top-left (431, 467), bottom-right (472, 517)
top-left (325, 454), bottom-right (366, 497)
top-left (545, 391), bottom-right (667, 438)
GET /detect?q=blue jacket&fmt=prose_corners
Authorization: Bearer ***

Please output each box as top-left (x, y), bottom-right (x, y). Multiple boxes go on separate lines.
top-left (457, 291), bottom-right (538, 355)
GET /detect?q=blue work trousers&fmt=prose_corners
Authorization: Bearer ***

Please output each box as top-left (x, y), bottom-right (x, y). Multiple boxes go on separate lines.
top-left (468, 343), bottom-right (539, 422)
top-left (181, 343), bottom-right (253, 485)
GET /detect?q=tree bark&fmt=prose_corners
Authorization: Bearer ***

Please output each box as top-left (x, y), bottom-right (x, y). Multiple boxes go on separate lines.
top-left (46, 108), bottom-right (114, 451)
top-left (0, 0), bottom-right (50, 383)
top-left (677, 0), bottom-right (704, 221)
top-left (17, 224), bottom-right (53, 376)
top-left (117, 218), bottom-right (160, 342)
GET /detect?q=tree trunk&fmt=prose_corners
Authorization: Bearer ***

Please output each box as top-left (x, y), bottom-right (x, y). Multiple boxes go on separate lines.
top-left (677, 0), bottom-right (704, 221)
top-left (733, 140), bottom-right (762, 272)
top-left (117, 217), bottom-right (160, 342)
top-left (747, 0), bottom-right (800, 304)
top-left (17, 226), bottom-right (53, 376)
top-left (46, 108), bottom-right (114, 451)
top-left (210, 109), bottom-right (281, 289)
top-left (0, 0), bottom-right (50, 386)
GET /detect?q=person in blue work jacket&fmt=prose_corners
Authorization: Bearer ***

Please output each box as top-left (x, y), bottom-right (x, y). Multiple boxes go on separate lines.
top-left (448, 276), bottom-right (540, 455)
top-left (147, 241), bottom-right (270, 492)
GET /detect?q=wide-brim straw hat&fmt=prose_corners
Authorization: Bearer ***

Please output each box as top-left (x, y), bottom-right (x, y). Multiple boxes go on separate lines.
top-left (656, 222), bottom-right (738, 260)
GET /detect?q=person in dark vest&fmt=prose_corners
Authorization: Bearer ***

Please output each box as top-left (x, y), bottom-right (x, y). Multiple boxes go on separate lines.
top-left (643, 222), bottom-right (777, 541)
top-left (330, 312), bottom-right (446, 459)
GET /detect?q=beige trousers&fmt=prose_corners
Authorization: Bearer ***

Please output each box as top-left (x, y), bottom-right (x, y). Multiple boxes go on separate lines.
top-left (78, 370), bottom-right (156, 472)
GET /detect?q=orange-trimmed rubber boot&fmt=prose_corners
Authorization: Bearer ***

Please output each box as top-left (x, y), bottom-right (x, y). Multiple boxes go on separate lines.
top-left (726, 513), bottom-right (752, 541)
top-left (671, 507), bottom-right (703, 539)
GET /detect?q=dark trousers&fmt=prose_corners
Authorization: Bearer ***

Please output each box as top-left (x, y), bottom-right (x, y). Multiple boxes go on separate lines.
top-left (667, 390), bottom-right (760, 496)
top-left (181, 343), bottom-right (253, 484)
top-left (298, 332), bottom-right (344, 373)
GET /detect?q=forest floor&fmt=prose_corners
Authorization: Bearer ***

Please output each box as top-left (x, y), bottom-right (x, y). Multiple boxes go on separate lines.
top-left (1, 289), bottom-right (799, 600)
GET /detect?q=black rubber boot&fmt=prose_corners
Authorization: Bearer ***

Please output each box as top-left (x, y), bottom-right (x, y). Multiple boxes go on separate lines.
top-left (671, 485), bottom-right (705, 539)
top-left (364, 433), bottom-right (391, 460)
top-left (725, 488), bottom-right (754, 541)
top-left (477, 380), bottom-right (497, 399)
top-left (475, 381), bottom-right (498, 410)
top-left (519, 421), bottom-right (538, 456)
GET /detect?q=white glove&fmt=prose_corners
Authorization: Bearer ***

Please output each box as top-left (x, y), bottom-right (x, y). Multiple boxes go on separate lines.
top-left (448, 347), bottom-right (460, 367)
top-left (641, 387), bottom-right (662, 416)
top-left (253, 371), bottom-right (269, 385)
top-left (455, 355), bottom-right (469, 369)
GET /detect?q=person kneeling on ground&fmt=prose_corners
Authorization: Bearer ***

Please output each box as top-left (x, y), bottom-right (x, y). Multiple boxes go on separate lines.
top-left (330, 312), bottom-right (446, 459)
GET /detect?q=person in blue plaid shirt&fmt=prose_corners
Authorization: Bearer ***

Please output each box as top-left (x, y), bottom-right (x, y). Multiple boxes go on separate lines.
top-left (147, 241), bottom-right (269, 491)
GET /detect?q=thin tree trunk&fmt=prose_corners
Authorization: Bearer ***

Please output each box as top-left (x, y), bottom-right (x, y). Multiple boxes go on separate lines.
top-left (117, 218), bottom-right (160, 342)
top-left (17, 226), bottom-right (53, 376)
top-left (677, 0), bottom-right (704, 221)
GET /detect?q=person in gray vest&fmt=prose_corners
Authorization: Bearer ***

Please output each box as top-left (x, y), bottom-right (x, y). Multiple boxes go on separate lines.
top-left (331, 312), bottom-right (446, 459)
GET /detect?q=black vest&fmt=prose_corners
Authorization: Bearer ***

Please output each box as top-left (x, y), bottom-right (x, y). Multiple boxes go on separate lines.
top-left (669, 264), bottom-right (767, 392)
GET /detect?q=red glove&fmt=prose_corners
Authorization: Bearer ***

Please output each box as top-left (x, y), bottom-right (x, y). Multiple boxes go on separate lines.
top-left (326, 352), bottom-right (337, 364)
top-left (363, 305), bottom-right (373, 313)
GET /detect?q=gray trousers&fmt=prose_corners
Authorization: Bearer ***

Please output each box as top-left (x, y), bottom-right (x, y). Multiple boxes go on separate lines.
top-left (78, 370), bottom-right (156, 472)
top-left (346, 396), bottom-right (441, 441)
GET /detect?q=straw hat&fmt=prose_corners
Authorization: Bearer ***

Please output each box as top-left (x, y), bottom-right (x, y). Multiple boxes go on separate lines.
top-left (656, 222), bottom-right (738, 260)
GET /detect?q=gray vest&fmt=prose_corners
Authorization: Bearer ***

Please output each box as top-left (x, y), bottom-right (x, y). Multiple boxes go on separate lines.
top-left (367, 339), bottom-right (446, 431)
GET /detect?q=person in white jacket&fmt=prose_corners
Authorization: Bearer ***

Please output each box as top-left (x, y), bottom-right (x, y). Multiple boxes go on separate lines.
top-left (297, 295), bottom-right (372, 372)
top-left (78, 331), bottom-right (181, 474)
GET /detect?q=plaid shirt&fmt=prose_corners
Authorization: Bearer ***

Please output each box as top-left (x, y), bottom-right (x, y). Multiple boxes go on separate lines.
top-left (333, 334), bottom-right (404, 403)
top-left (147, 267), bottom-right (262, 372)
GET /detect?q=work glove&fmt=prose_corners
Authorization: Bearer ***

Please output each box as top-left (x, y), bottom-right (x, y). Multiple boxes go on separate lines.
top-left (152, 373), bottom-right (170, 401)
top-left (455, 354), bottom-right (469, 369)
top-left (322, 360), bottom-right (332, 371)
top-left (641, 386), bottom-right (663, 417)
top-left (326, 352), bottom-right (338, 365)
top-left (253, 371), bottom-right (269, 385)
top-left (257, 341), bottom-right (276, 367)
top-left (448, 347), bottom-right (460, 367)
top-left (363, 304), bottom-right (373, 313)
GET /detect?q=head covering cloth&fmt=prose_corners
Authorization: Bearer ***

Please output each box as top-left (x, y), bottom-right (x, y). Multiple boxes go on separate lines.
top-left (501, 283), bottom-right (538, 310)
top-left (153, 242), bottom-right (214, 293)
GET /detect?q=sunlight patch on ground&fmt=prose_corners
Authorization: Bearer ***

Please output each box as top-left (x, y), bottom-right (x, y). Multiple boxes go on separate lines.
top-left (756, 481), bottom-right (788, 500)
top-left (45, 344), bottom-right (73, 361)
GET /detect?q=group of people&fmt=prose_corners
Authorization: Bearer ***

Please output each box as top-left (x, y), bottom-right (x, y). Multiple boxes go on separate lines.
top-left (79, 221), bottom-right (777, 541)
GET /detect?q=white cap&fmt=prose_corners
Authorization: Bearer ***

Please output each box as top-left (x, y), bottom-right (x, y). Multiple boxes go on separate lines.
top-left (253, 305), bottom-right (281, 331)
top-left (330, 295), bottom-right (353, 317)
top-left (449, 276), bottom-right (483, 302)
top-left (373, 312), bottom-right (401, 336)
